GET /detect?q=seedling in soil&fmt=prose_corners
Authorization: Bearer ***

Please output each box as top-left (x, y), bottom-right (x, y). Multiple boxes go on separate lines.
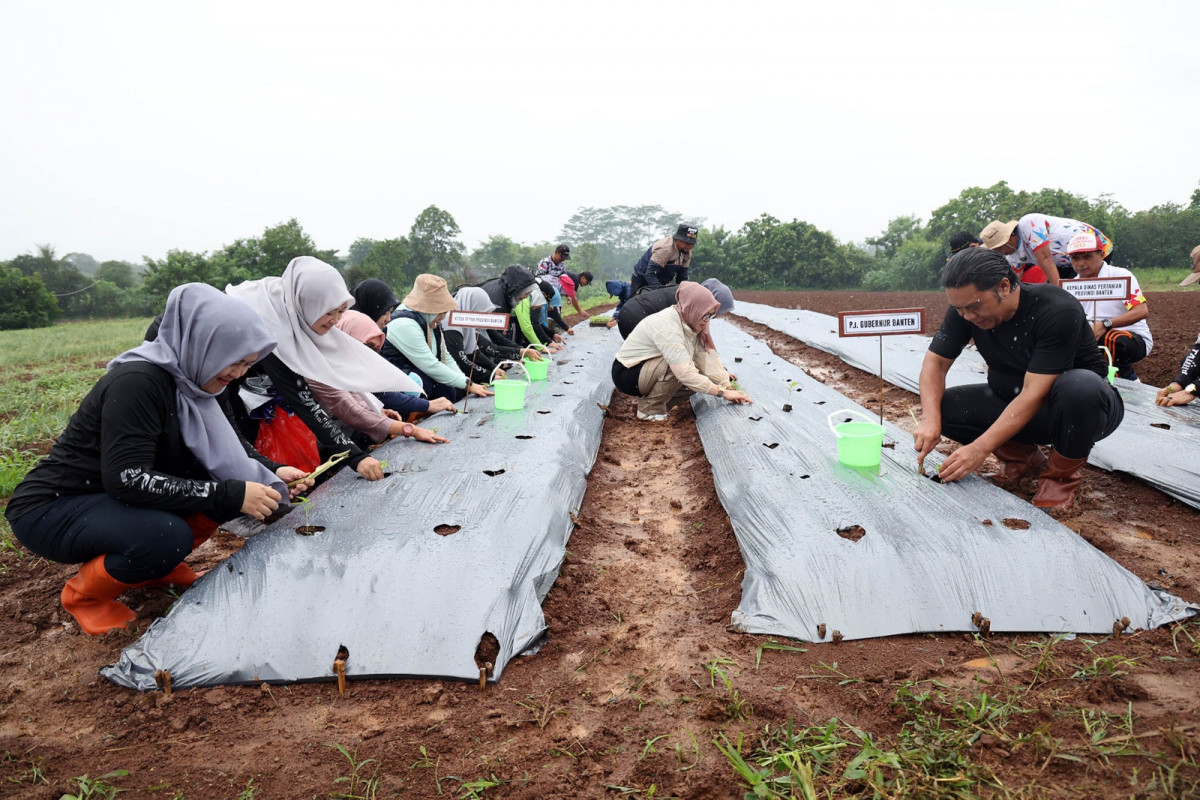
top-left (293, 497), bottom-right (325, 535)
top-left (326, 741), bottom-right (380, 800)
top-left (61, 770), bottom-right (130, 800)
top-left (782, 380), bottom-right (799, 412)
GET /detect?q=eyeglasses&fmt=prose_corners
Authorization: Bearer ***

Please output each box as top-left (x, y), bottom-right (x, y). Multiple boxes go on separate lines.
top-left (701, 312), bottom-right (716, 321)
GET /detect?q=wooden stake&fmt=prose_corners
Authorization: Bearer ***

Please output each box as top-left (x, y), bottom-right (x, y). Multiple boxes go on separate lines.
top-left (154, 669), bottom-right (173, 695)
top-left (879, 335), bottom-right (885, 424)
top-left (333, 659), bottom-right (346, 695)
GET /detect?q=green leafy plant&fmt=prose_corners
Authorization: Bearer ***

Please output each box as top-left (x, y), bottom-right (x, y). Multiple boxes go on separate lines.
top-left (60, 770), bottom-right (130, 800)
top-left (326, 741), bottom-right (380, 800)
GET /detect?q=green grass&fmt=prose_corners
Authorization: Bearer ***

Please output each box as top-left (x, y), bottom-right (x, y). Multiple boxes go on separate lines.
top-left (1132, 267), bottom-right (1196, 291)
top-left (0, 317), bottom-right (150, 492)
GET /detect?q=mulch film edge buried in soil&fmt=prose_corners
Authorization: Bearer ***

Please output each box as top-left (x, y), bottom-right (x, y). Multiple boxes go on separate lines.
top-left (691, 320), bottom-right (1196, 643)
top-left (734, 302), bottom-right (1200, 510)
top-left (101, 324), bottom-right (620, 691)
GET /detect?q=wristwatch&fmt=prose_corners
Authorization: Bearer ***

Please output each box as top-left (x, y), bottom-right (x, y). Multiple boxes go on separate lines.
top-left (1101, 319), bottom-right (1113, 329)
top-left (717, 389), bottom-right (726, 399)
top-left (401, 422), bottom-right (416, 438)
top-left (1186, 384), bottom-right (1197, 397)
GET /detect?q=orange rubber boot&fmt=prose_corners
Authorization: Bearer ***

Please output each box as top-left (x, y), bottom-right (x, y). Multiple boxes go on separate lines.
top-left (60, 556), bottom-right (138, 635)
top-left (140, 561), bottom-right (205, 590)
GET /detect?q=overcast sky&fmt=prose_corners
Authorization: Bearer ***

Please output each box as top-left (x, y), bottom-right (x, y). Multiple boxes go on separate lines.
top-left (2, 1), bottom-right (1198, 265)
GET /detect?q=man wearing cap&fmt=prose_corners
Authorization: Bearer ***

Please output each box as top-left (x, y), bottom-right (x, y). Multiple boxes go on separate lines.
top-left (1065, 232), bottom-right (1152, 381)
top-left (630, 223), bottom-right (698, 295)
top-left (980, 214), bottom-right (1112, 288)
top-left (913, 248), bottom-right (1124, 511)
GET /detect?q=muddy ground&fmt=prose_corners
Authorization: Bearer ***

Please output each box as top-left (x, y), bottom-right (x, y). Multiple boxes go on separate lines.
top-left (0, 292), bottom-right (1198, 799)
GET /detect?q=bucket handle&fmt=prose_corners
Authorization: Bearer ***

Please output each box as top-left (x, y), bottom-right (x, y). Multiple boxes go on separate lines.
top-left (827, 408), bottom-right (879, 437)
top-left (493, 360), bottom-right (531, 384)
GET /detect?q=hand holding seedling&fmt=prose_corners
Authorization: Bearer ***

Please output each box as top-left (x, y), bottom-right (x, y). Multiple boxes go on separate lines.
top-left (722, 389), bottom-right (753, 405)
top-left (276, 466), bottom-right (314, 498)
top-left (467, 382), bottom-right (494, 398)
top-left (241, 481), bottom-right (282, 520)
top-left (428, 397), bottom-right (457, 414)
top-left (935, 442), bottom-right (988, 483)
top-left (412, 425), bottom-right (449, 444)
top-left (356, 457), bottom-right (385, 481)
top-left (912, 418), bottom-right (942, 474)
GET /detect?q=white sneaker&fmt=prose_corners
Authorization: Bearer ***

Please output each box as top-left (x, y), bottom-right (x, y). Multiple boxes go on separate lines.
top-left (636, 410), bottom-right (668, 422)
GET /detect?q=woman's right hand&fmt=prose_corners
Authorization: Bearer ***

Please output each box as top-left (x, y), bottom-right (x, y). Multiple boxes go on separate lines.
top-left (242, 482), bottom-right (282, 520)
top-left (428, 397), bottom-right (457, 414)
top-left (468, 382), bottom-right (494, 398)
top-left (356, 457), bottom-right (385, 481)
top-left (521, 348), bottom-right (543, 362)
top-left (722, 389), bottom-right (752, 405)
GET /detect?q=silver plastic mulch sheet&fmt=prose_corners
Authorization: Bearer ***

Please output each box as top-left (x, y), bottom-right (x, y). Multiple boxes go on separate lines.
top-left (692, 321), bottom-right (1195, 643)
top-left (102, 325), bottom-right (620, 690)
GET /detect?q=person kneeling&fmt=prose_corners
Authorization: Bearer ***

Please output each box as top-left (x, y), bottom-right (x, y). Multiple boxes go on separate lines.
top-left (913, 249), bottom-right (1124, 511)
top-left (610, 281), bottom-right (751, 421)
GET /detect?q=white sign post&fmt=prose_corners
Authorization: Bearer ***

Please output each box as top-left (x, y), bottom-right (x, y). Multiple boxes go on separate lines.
top-left (836, 308), bottom-right (926, 422)
top-left (1059, 277), bottom-right (1131, 326)
top-left (445, 310), bottom-right (512, 413)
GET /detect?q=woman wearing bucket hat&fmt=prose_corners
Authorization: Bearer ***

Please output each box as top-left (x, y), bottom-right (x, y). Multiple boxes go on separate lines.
top-left (381, 274), bottom-right (494, 403)
top-left (611, 281), bottom-right (751, 421)
top-left (5, 284), bottom-right (291, 634)
top-left (226, 257), bottom-right (423, 482)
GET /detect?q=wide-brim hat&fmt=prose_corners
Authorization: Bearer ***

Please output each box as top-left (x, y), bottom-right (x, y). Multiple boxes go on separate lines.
top-left (402, 274), bottom-right (457, 314)
top-left (980, 220), bottom-right (1018, 250)
top-left (1181, 245), bottom-right (1200, 286)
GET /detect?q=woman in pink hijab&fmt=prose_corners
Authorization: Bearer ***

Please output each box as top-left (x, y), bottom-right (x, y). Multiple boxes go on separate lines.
top-left (610, 281), bottom-right (752, 421)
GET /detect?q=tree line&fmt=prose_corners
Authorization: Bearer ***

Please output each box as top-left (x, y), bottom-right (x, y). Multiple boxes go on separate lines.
top-left (3, 183), bottom-right (1198, 330)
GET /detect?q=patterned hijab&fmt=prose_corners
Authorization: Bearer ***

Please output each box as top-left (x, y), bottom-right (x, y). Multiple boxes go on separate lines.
top-left (108, 283), bottom-right (287, 498)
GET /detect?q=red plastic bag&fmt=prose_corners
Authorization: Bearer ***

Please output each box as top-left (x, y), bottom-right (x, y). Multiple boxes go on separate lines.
top-left (254, 410), bottom-right (321, 473)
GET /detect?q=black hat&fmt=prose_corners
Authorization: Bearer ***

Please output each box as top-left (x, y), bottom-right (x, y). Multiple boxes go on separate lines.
top-left (948, 231), bottom-right (982, 254)
top-left (674, 223), bottom-right (699, 245)
top-left (554, 244), bottom-right (571, 260)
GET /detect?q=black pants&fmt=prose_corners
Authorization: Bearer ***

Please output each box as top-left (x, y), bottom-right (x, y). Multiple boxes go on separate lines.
top-left (940, 370), bottom-right (1124, 460)
top-left (10, 494), bottom-right (192, 583)
top-left (611, 360), bottom-right (644, 397)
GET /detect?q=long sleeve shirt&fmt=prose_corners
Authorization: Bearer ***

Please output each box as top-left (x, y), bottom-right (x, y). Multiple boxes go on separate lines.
top-left (615, 307), bottom-right (730, 395)
top-left (385, 315), bottom-right (469, 389)
top-left (8, 363), bottom-right (252, 523)
top-left (307, 381), bottom-right (393, 444)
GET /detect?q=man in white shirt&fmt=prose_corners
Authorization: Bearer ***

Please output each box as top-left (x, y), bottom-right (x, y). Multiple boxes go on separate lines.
top-left (1065, 232), bottom-right (1152, 381)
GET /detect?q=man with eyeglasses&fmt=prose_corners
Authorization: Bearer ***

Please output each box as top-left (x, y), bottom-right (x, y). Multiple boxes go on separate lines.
top-left (630, 223), bottom-right (699, 295)
top-left (912, 248), bottom-right (1123, 511)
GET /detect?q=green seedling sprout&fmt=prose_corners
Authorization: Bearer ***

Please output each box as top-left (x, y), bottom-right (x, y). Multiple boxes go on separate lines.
top-left (287, 449), bottom-right (351, 487)
top-left (782, 380), bottom-right (799, 411)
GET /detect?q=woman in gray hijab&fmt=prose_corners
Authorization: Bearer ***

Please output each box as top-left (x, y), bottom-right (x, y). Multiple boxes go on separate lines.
top-left (4, 284), bottom-right (297, 636)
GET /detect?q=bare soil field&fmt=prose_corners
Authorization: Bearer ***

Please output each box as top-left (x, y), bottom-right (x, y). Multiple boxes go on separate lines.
top-left (1, 292), bottom-right (1198, 799)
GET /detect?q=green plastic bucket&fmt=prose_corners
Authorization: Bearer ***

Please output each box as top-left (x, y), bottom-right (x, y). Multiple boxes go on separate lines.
top-left (827, 409), bottom-right (885, 468)
top-left (493, 378), bottom-right (528, 411)
top-left (523, 357), bottom-right (549, 381)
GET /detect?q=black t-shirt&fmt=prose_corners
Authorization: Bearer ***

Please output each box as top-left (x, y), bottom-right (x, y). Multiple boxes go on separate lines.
top-left (929, 282), bottom-right (1107, 398)
top-left (6, 362), bottom-right (247, 523)
top-left (618, 285), bottom-right (679, 339)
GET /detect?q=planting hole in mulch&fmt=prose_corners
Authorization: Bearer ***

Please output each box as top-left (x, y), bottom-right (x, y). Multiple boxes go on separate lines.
top-left (552, 394), bottom-right (564, 397)
top-left (882, 442), bottom-right (895, 449)
top-left (483, 469), bottom-right (506, 477)
top-left (1151, 422), bottom-right (1171, 430)
top-left (537, 410), bottom-right (551, 415)
top-left (474, 631), bottom-right (500, 670)
top-left (763, 442), bottom-right (780, 449)
top-left (515, 435), bottom-right (534, 440)
top-left (434, 524), bottom-right (461, 536)
top-left (295, 525), bottom-right (325, 535)
top-left (749, 415), bottom-right (762, 421)
top-left (1001, 518), bottom-right (1031, 530)
top-left (836, 524), bottom-right (866, 542)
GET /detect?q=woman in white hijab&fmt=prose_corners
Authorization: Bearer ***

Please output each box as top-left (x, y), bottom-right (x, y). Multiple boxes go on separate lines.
top-left (226, 256), bottom-right (425, 481)
top-left (6, 284), bottom-right (290, 635)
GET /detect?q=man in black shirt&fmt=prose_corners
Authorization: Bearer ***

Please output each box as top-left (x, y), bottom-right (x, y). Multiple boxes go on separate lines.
top-left (913, 248), bottom-right (1124, 510)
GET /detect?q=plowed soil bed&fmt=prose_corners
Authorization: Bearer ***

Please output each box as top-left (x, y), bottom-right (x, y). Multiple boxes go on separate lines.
top-left (1, 292), bottom-right (1198, 799)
